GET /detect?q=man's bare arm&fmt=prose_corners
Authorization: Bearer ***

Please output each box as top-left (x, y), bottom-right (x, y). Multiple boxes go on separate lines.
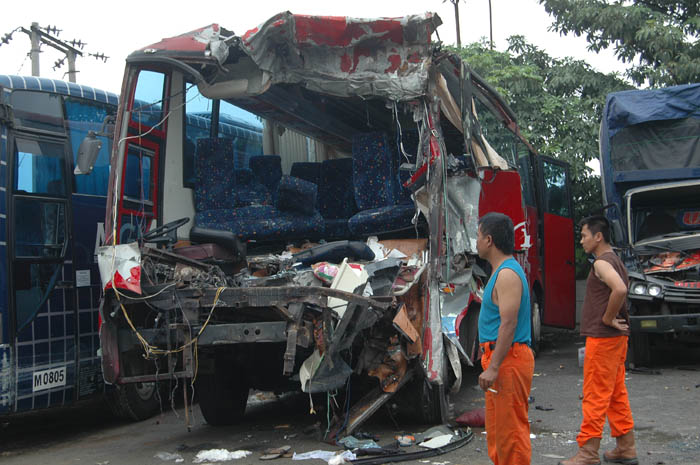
top-left (478, 268), bottom-right (522, 391)
top-left (594, 259), bottom-right (628, 330)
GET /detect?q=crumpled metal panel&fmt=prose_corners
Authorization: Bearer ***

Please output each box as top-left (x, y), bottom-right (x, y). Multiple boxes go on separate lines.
top-left (446, 175), bottom-right (481, 255)
top-left (238, 12), bottom-right (442, 101)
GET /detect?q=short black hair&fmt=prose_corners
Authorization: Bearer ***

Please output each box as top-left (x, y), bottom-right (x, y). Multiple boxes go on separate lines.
top-left (478, 212), bottom-right (514, 254)
top-left (579, 215), bottom-right (611, 243)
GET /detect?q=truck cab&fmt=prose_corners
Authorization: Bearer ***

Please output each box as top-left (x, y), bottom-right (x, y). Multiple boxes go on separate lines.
top-left (600, 84), bottom-right (700, 366)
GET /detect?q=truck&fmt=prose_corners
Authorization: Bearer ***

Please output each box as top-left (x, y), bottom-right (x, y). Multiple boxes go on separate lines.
top-left (600, 83), bottom-right (700, 367)
top-left (89, 12), bottom-right (576, 434)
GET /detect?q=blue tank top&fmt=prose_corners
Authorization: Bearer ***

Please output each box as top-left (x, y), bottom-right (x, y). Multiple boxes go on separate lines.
top-left (478, 257), bottom-right (532, 346)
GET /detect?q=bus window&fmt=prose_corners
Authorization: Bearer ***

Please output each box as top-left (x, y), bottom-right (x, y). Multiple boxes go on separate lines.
top-left (13, 198), bottom-right (66, 258)
top-left (13, 262), bottom-right (63, 332)
top-left (183, 82), bottom-right (213, 188)
top-left (10, 91), bottom-right (64, 134)
top-left (14, 138), bottom-right (67, 195)
top-left (220, 100), bottom-right (263, 169)
top-left (123, 145), bottom-right (154, 204)
top-left (64, 98), bottom-right (113, 196)
top-left (131, 70), bottom-right (166, 128)
top-left (542, 161), bottom-right (571, 217)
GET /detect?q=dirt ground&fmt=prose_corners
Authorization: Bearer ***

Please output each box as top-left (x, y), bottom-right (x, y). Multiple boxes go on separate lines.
top-left (1, 330), bottom-right (698, 465)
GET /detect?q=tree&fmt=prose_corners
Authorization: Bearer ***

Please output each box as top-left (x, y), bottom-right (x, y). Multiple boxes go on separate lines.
top-left (540, 0), bottom-right (700, 87)
top-left (452, 37), bottom-right (633, 275)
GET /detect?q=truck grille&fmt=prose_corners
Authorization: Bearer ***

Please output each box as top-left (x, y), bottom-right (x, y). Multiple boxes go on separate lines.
top-left (665, 285), bottom-right (700, 303)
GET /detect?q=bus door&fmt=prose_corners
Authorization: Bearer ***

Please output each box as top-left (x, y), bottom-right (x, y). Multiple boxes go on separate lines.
top-left (537, 156), bottom-right (575, 328)
top-left (7, 90), bottom-right (77, 412)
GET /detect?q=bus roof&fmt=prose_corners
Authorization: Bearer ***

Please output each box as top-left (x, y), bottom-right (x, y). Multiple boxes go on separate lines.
top-left (0, 74), bottom-right (118, 106)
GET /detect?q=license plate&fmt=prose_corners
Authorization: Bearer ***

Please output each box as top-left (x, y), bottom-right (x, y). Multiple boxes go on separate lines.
top-left (33, 366), bottom-right (67, 392)
top-left (640, 320), bottom-right (657, 329)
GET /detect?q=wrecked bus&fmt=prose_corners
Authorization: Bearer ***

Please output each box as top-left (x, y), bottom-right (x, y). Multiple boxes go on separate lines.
top-left (93, 12), bottom-right (575, 432)
top-left (600, 84), bottom-right (700, 367)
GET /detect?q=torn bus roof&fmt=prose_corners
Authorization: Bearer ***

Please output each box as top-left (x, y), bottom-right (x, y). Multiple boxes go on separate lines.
top-left (129, 12), bottom-right (441, 102)
top-left (237, 12), bottom-right (441, 101)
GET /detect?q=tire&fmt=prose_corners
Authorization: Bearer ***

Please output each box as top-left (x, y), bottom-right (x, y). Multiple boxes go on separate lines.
top-left (106, 381), bottom-right (161, 421)
top-left (458, 307), bottom-right (480, 367)
top-left (531, 299), bottom-right (542, 357)
top-left (196, 372), bottom-right (249, 426)
top-left (629, 331), bottom-right (651, 368)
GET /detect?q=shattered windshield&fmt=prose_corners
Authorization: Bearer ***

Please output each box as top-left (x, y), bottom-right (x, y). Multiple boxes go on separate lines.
top-left (629, 184), bottom-right (700, 244)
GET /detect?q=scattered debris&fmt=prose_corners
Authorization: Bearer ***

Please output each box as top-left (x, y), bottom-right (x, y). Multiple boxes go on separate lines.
top-left (535, 406), bottom-right (554, 411)
top-left (455, 408), bottom-right (485, 427)
top-left (292, 450), bottom-right (356, 464)
top-left (395, 435), bottom-right (415, 447)
top-left (530, 434), bottom-right (536, 439)
top-left (338, 436), bottom-right (381, 450)
top-left (528, 396), bottom-right (535, 404)
top-left (629, 367), bottom-right (662, 375)
top-left (260, 446), bottom-right (292, 460)
top-left (542, 454), bottom-right (565, 459)
top-left (154, 452), bottom-right (184, 463)
top-left (419, 435), bottom-right (454, 449)
top-left (193, 449), bottom-right (252, 463)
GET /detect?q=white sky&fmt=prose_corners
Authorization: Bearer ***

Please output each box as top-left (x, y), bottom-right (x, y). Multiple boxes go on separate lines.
top-left (0, 0), bottom-right (627, 95)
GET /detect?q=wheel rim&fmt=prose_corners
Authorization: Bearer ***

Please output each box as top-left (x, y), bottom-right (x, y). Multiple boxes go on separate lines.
top-left (532, 301), bottom-right (542, 345)
top-left (134, 381), bottom-right (156, 401)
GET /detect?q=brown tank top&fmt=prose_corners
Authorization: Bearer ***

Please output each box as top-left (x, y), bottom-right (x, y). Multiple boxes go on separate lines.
top-left (580, 251), bottom-right (630, 338)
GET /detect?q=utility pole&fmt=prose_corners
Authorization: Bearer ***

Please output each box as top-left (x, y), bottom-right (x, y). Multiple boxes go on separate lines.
top-left (488, 0), bottom-right (494, 50)
top-left (30, 22), bottom-right (41, 77)
top-left (1, 22), bottom-right (107, 83)
top-left (445, 0), bottom-right (462, 48)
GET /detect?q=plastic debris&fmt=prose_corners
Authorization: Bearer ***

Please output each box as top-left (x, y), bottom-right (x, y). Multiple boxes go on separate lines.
top-left (530, 434), bottom-right (536, 439)
top-left (535, 405), bottom-right (554, 411)
top-left (419, 435), bottom-right (454, 449)
top-left (455, 408), bottom-right (485, 427)
top-left (154, 452), bottom-right (184, 463)
top-left (395, 435), bottom-right (416, 447)
top-left (338, 435), bottom-right (381, 449)
top-left (311, 262), bottom-right (339, 285)
top-left (292, 450), bottom-right (356, 464)
top-left (542, 454), bottom-right (566, 459)
top-left (193, 449), bottom-right (252, 463)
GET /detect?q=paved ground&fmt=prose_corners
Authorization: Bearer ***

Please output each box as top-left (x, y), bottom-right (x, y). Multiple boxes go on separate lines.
top-left (1, 329), bottom-right (698, 465)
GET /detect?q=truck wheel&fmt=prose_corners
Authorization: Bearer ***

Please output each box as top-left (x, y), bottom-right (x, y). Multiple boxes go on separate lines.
top-left (196, 372), bottom-right (249, 426)
top-left (106, 382), bottom-right (161, 421)
top-left (629, 332), bottom-right (652, 368)
top-left (458, 307), bottom-right (480, 367)
top-left (531, 299), bottom-right (542, 357)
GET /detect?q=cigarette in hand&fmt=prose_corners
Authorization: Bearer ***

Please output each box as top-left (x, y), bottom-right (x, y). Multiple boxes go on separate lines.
top-left (488, 388), bottom-right (498, 394)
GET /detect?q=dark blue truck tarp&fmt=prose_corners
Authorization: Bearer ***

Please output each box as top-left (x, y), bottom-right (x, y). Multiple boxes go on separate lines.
top-left (600, 83), bottom-right (700, 211)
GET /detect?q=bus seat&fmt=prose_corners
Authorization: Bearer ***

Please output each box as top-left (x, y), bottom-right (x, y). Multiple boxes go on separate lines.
top-left (249, 155), bottom-right (282, 200)
top-left (348, 132), bottom-right (415, 236)
top-left (318, 158), bottom-right (356, 239)
top-left (290, 162), bottom-right (322, 187)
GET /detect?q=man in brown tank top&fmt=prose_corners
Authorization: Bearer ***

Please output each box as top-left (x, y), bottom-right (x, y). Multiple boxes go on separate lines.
top-left (560, 216), bottom-right (638, 465)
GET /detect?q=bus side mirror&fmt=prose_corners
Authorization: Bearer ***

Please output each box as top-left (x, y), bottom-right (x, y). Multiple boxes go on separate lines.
top-left (610, 219), bottom-right (624, 246)
top-left (75, 131), bottom-right (102, 175)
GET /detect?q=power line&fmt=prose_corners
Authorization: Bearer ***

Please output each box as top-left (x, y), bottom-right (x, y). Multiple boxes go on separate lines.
top-left (0, 22), bottom-right (107, 83)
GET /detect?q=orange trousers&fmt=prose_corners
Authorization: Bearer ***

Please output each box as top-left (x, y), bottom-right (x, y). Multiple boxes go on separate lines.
top-left (481, 342), bottom-right (535, 465)
top-left (577, 335), bottom-right (635, 447)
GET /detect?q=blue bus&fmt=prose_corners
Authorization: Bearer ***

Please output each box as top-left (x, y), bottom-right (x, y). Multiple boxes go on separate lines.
top-left (0, 75), bottom-right (263, 418)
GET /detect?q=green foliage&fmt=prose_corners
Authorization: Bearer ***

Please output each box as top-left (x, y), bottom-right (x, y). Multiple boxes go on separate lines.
top-left (540, 0), bottom-right (700, 86)
top-left (450, 38), bottom-right (632, 274)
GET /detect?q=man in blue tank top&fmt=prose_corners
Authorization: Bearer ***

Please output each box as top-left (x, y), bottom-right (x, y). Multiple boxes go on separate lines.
top-left (476, 212), bottom-right (535, 465)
